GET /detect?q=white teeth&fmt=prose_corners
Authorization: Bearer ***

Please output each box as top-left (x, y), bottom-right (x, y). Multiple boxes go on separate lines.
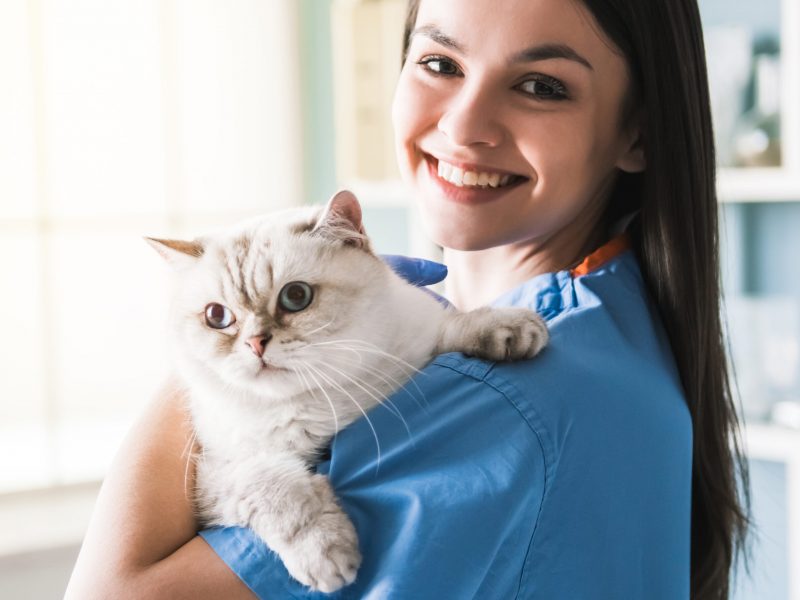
top-left (435, 159), bottom-right (518, 189)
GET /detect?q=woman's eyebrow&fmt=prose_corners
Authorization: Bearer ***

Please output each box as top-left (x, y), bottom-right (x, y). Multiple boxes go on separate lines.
top-left (411, 25), bottom-right (593, 72)
top-left (511, 43), bottom-right (594, 71)
top-left (410, 25), bottom-right (465, 53)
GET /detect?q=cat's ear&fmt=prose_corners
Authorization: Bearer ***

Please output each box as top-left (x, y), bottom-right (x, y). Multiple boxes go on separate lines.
top-left (145, 237), bottom-right (204, 269)
top-left (313, 190), bottom-right (368, 249)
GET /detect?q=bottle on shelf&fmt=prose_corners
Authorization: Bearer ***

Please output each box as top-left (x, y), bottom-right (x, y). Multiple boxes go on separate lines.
top-left (732, 40), bottom-right (782, 168)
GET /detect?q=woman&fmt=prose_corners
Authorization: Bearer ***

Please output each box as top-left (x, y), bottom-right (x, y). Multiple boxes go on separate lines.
top-left (66, 0), bottom-right (748, 598)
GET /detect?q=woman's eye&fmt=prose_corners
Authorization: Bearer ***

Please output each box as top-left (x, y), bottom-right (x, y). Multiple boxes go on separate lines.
top-left (516, 76), bottom-right (569, 100)
top-left (278, 282), bottom-right (314, 313)
top-left (418, 56), bottom-right (461, 76)
top-left (205, 303), bottom-right (236, 329)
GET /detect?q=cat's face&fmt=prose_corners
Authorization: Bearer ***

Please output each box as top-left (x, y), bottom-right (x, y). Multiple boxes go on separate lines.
top-left (151, 192), bottom-right (387, 399)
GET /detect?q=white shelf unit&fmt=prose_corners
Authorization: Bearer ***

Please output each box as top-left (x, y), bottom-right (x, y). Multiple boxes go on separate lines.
top-left (718, 168), bottom-right (800, 203)
top-left (715, 0), bottom-right (800, 203)
top-left (743, 424), bottom-right (800, 599)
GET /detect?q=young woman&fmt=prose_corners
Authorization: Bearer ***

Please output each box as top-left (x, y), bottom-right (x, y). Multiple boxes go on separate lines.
top-left (66, 0), bottom-right (748, 598)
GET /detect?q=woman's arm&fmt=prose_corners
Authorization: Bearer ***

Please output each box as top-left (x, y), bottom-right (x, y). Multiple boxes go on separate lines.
top-left (64, 377), bottom-right (255, 600)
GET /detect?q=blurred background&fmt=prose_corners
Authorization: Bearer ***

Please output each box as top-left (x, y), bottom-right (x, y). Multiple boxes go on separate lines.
top-left (1, 0), bottom-right (799, 598)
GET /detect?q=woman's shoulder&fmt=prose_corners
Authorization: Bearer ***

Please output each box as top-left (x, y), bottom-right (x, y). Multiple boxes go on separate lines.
top-left (456, 246), bottom-right (692, 464)
top-left (440, 249), bottom-right (693, 597)
top-left (333, 351), bottom-right (549, 471)
top-left (492, 247), bottom-right (687, 403)
top-left (358, 246), bottom-right (692, 473)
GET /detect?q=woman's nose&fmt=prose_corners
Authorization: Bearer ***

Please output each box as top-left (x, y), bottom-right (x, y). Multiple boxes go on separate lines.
top-left (437, 83), bottom-right (505, 148)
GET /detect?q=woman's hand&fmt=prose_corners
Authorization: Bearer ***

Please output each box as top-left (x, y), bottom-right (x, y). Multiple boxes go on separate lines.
top-left (381, 254), bottom-right (447, 286)
top-left (381, 254), bottom-right (452, 307)
top-left (64, 377), bottom-right (255, 600)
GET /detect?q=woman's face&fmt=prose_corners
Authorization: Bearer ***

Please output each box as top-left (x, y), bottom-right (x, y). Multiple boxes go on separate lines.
top-left (392, 0), bottom-right (644, 252)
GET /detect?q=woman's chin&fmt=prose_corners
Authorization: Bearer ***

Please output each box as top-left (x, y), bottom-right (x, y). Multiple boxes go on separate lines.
top-left (417, 202), bottom-right (512, 251)
top-left (425, 223), bottom-right (510, 252)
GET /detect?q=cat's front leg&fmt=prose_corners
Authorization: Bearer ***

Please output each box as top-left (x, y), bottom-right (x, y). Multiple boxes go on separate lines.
top-left (436, 306), bottom-right (549, 360)
top-left (228, 461), bottom-right (361, 593)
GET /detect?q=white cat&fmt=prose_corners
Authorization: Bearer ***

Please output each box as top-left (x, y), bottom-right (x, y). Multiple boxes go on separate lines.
top-left (148, 190), bottom-right (548, 593)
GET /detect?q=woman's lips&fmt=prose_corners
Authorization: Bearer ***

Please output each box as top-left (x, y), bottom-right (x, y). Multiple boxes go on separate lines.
top-left (423, 154), bottom-right (529, 205)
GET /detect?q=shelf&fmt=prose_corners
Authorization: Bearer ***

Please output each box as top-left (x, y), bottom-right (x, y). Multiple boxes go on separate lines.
top-left (745, 422), bottom-right (800, 462)
top-left (742, 422), bottom-right (800, 599)
top-left (718, 168), bottom-right (800, 202)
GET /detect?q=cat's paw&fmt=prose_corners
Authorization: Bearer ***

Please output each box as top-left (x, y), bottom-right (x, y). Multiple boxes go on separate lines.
top-left (280, 506), bottom-right (361, 593)
top-left (474, 307), bottom-right (549, 361)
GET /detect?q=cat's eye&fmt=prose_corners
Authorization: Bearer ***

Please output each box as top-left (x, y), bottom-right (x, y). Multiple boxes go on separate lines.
top-left (205, 303), bottom-right (236, 329)
top-left (278, 282), bottom-right (313, 313)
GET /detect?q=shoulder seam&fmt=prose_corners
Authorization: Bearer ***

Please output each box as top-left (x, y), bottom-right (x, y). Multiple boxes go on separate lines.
top-left (429, 360), bottom-right (554, 474)
top-left (477, 373), bottom-right (552, 600)
top-left (429, 360), bottom-right (551, 600)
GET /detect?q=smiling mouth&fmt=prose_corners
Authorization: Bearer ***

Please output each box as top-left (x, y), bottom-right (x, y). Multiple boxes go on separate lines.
top-left (426, 155), bottom-right (529, 190)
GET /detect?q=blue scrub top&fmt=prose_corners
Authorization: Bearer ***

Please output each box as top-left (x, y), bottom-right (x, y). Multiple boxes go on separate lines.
top-left (200, 238), bottom-right (693, 599)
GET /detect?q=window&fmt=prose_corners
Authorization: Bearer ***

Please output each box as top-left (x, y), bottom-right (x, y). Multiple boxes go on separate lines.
top-left (0, 0), bottom-right (304, 493)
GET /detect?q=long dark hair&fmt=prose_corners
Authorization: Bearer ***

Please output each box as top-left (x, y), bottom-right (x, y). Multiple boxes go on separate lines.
top-left (401, 1), bottom-right (750, 597)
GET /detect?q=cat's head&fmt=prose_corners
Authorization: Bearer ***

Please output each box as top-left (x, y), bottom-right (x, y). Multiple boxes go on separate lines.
top-left (148, 190), bottom-right (389, 399)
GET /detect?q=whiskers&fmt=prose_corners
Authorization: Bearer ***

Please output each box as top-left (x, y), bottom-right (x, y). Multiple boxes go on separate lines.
top-left (308, 338), bottom-right (426, 377)
top-left (303, 319), bottom-right (335, 338)
top-left (311, 338), bottom-right (430, 416)
top-left (181, 424), bottom-right (199, 501)
top-left (293, 361), bottom-right (340, 438)
top-left (287, 337), bottom-right (430, 476)
top-left (301, 360), bottom-right (383, 474)
top-left (323, 349), bottom-right (430, 414)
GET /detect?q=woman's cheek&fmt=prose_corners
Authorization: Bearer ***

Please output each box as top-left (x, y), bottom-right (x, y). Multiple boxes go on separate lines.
top-left (392, 70), bottom-right (422, 131)
top-left (392, 74), bottom-right (420, 167)
top-left (393, 77), bottom-right (438, 178)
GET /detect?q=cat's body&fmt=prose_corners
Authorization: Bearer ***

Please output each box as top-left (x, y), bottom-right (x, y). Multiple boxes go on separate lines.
top-left (150, 191), bottom-right (548, 593)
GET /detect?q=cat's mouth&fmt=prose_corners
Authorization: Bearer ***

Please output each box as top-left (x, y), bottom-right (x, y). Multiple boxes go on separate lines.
top-left (255, 360), bottom-right (289, 375)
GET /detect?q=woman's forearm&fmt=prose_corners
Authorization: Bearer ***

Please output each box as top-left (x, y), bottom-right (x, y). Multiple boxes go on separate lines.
top-left (65, 377), bottom-right (254, 599)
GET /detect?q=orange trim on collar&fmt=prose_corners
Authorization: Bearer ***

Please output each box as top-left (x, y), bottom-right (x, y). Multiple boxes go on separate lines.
top-left (569, 233), bottom-right (631, 278)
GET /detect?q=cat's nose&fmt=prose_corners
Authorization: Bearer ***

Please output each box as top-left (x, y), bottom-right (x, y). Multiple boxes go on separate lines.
top-left (246, 333), bottom-right (273, 357)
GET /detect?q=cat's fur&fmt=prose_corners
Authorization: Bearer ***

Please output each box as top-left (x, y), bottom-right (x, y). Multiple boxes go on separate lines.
top-left (148, 191), bottom-right (548, 593)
